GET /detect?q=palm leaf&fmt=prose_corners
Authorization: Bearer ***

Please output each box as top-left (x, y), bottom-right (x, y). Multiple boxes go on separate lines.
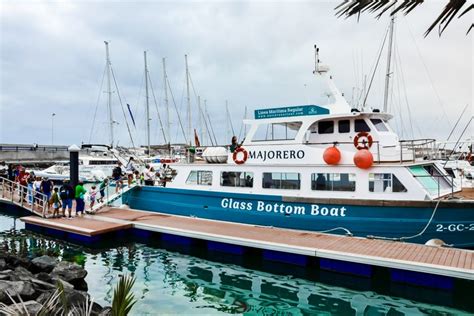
top-left (111, 274), bottom-right (137, 316)
top-left (335, 0), bottom-right (473, 36)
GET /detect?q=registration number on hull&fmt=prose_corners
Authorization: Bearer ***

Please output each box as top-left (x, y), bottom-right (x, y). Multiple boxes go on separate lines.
top-left (436, 223), bottom-right (474, 232)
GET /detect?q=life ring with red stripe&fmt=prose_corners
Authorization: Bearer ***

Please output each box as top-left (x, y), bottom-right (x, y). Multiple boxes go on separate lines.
top-left (353, 132), bottom-right (373, 150)
top-left (232, 147), bottom-right (248, 164)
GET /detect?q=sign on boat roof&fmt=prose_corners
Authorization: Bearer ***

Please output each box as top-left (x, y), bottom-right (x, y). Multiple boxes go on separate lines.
top-left (254, 105), bottom-right (330, 120)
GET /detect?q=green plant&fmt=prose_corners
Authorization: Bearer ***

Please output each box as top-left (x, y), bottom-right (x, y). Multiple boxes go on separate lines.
top-left (111, 274), bottom-right (137, 316)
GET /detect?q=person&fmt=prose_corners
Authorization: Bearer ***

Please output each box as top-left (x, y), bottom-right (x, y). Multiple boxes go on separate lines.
top-left (27, 172), bottom-right (35, 205)
top-left (144, 166), bottom-right (156, 186)
top-left (159, 164), bottom-right (169, 187)
top-left (75, 181), bottom-right (87, 216)
top-left (245, 175), bottom-right (253, 187)
top-left (97, 178), bottom-right (108, 203)
top-left (112, 162), bottom-right (124, 193)
top-left (50, 187), bottom-right (62, 218)
top-left (59, 179), bottom-right (74, 218)
top-left (40, 177), bottom-right (53, 200)
top-left (18, 167), bottom-right (28, 200)
top-left (89, 185), bottom-right (97, 209)
top-left (230, 136), bottom-right (243, 153)
top-left (125, 157), bottom-right (136, 187)
top-left (33, 176), bottom-right (42, 204)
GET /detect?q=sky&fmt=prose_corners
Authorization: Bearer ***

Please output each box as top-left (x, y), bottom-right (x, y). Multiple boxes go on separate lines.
top-left (0, 0), bottom-right (472, 147)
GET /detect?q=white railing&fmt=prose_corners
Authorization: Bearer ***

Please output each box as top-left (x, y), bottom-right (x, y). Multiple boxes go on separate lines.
top-left (0, 177), bottom-right (49, 217)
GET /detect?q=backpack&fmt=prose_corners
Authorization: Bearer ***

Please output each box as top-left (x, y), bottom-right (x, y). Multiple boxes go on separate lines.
top-left (59, 187), bottom-right (68, 200)
top-left (112, 166), bottom-right (122, 178)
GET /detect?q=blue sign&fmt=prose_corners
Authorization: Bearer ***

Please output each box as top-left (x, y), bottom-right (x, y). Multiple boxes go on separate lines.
top-left (254, 105), bottom-right (329, 119)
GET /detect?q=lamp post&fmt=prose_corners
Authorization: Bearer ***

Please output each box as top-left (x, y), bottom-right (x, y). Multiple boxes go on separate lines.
top-left (51, 113), bottom-right (56, 146)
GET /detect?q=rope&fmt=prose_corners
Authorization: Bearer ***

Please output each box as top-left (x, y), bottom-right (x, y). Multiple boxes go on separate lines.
top-left (367, 199), bottom-right (441, 242)
top-left (88, 63), bottom-right (107, 143)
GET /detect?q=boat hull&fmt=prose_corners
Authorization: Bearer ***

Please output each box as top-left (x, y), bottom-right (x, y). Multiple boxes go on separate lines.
top-left (123, 186), bottom-right (474, 248)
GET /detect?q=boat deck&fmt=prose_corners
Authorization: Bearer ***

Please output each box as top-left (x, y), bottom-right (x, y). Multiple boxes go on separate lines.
top-left (20, 206), bottom-right (474, 280)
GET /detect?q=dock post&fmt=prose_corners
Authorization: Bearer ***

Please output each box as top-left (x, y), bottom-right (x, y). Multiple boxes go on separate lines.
top-left (68, 144), bottom-right (80, 188)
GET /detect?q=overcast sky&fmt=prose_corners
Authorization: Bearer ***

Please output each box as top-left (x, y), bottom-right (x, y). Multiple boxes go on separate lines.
top-left (0, 0), bottom-right (472, 147)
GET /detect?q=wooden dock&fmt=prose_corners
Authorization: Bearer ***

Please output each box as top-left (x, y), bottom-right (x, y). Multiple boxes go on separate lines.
top-left (19, 206), bottom-right (474, 281)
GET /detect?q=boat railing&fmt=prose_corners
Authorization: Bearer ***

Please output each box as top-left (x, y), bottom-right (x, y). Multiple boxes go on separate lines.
top-left (398, 139), bottom-right (437, 163)
top-left (0, 177), bottom-right (49, 217)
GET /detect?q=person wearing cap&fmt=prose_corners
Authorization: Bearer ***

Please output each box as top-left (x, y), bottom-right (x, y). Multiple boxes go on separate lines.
top-left (75, 181), bottom-right (87, 216)
top-left (60, 179), bottom-right (74, 218)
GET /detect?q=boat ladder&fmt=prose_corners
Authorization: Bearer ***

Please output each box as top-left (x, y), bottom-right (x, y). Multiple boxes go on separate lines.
top-left (0, 177), bottom-right (49, 218)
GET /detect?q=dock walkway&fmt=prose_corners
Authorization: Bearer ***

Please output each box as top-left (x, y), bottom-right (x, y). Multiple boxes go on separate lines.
top-left (21, 206), bottom-right (474, 281)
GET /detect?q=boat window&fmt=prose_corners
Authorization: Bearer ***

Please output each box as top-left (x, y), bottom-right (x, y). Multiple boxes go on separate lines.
top-left (221, 171), bottom-right (254, 187)
top-left (186, 170), bottom-right (212, 186)
top-left (252, 122), bottom-right (302, 141)
top-left (311, 173), bottom-right (356, 191)
top-left (355, 119), bottom-right (371, 132)
top-left (89, 160), bottom-right (117, 165)
top-left (369, 173), bottom-right (407, 193)
top-left (338, 120), bottom-right (350, 133)
top-left (262, 172), bottom-right (300, 190)
top-left (370, 119), bottom-right (388, 132)
top-left (318, 121), bottom-right (334, 134)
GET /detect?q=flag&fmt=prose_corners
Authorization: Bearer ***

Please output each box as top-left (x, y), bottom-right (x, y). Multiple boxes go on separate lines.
top-left (194, 129), bottom-right (201, 147)
top-left (127, 104), bottom-right (136, 127)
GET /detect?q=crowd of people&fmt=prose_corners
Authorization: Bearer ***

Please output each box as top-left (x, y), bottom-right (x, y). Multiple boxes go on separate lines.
top-left (1, 158), bottom-right (172, 219)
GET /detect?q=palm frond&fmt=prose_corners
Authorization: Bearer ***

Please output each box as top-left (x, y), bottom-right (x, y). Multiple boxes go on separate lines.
top-left (111, 274), bottom-right (137, 316)
top-left (0, 292), bottom-right (30, 316)
top-left (335, 0), bottom-right (472, 37)
top-left (70, 297), bottom-right (94, 316)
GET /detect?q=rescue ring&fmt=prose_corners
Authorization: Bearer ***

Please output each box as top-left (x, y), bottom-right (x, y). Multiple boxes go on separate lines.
top-left (353, 132), bottom-right (373, 150)
top-left (233, 147), bottom-right (248, 164)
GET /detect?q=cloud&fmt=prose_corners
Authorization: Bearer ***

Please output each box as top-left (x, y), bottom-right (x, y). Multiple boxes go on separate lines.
top-left (1, 1), bottom-right (472, 147)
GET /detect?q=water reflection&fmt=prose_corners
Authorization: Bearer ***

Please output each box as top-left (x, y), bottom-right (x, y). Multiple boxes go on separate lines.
top-left (0, 210), bottom-right (470, 315)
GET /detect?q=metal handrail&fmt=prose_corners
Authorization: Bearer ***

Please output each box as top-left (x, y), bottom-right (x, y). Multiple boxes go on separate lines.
top-left (0, 177), bottom-right (49, 217)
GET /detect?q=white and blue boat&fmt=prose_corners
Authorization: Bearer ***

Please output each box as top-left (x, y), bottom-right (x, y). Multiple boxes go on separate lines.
top-left (123, 49), bottom-right (473, 249)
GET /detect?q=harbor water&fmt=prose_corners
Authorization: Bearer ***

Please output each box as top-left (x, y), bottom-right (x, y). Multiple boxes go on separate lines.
top-left (0, 207), bottom-right (471, 315)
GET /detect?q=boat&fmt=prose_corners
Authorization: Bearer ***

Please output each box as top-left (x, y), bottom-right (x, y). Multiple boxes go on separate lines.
top-left (122, 47), bottom-right (473, 248)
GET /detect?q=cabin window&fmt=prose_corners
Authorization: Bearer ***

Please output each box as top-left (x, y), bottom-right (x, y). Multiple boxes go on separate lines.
top-left (355, 119), bottom-right (371, 132)
top-left (338, 120), bottom-right (350, 133)
top-left (262, 172), bottom-right (300, 190)
top-left (318, 121), bottom-right (334, 134)
top-left (370, 119), bottom-right (388, 132)
top-left (186, 170), bottom-right (213, 186)
top-left (221, 171), bottom-right (254, 187)
top-left (311, 173), bottom-right (356, 191)
top-left (252, 122), bottom-right (302, 141)
top-left (369, 173), bottom-right (407, 193)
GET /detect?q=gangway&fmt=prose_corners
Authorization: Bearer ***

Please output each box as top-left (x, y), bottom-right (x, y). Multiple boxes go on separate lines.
top-left (0, 177), bottom-right (49, 217)
top-left (89, 182), bottom-right (138, 213)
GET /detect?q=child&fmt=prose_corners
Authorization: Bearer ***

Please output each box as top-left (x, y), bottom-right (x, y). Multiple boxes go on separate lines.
top-left (50, 187), bottom-right (62, 218)
top-left (98, 178), bottom-right (108, 203)
top-left (89, 185), bottom-right (97, 209)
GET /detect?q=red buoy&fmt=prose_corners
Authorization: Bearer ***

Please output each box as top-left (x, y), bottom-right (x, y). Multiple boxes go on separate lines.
top-left (353, 149), bottom-right (373, 169)
top-left (323, 146), bottom-right (341, 165)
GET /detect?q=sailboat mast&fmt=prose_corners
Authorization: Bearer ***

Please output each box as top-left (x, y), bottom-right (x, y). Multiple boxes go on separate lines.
top-left (226, 100), bottom-right (230, 141)
top-left (185, 54), bottom-right (191, 145)
top-left (162, 57), bottom-right (170, 143)
top-left (104, 41), bottom-right (114, 148)
top-left (144, 51), bottom-right (151, 156)
top-left (383, 14), bottom-right (395, 113)
top-left (198, 95), bottom-right (202, 146)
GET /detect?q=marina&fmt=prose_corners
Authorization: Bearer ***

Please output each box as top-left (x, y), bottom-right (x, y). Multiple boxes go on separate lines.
top-left (1, 1), bottom-right (473, 314)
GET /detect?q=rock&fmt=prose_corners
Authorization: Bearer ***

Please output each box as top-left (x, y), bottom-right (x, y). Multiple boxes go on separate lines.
top-left (31, 255), bottom-right (58, 273)
top-left (31, 278), bottom-right (56, 291)
top-left (36, 271), bottom-right (52, 283)
top-left (51, 277), bottom-right (75, 291)
top-left (0, 258), bottom-right (6, 270)
top-left (65, 289), bottom-right (88, 308)
top-left (5, 255), bottom-right (31, 270)
top-left (10, 266), bottom-right (34, 281)
top-left (22, 300), bottom-right (43, 315)
top-left (99, 306), bottom-right (112, 316)
top-left (0, 280), bottom-right (36, 303)
top-left (51, 261), bottom-right (88, 290)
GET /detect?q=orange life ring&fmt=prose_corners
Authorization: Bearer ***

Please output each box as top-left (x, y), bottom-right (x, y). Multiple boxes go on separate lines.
top-left (353, 132), bottom-right (373, 150)
top-left (232, 147), bottom-right (248, 164)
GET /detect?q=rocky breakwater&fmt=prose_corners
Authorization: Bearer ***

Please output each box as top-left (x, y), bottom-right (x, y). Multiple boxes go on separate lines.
top-left (0, 252), bottom-right (111, 315)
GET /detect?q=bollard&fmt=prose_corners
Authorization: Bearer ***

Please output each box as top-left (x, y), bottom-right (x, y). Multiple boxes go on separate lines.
top-left (68, 144), bottom-right (80, 188)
